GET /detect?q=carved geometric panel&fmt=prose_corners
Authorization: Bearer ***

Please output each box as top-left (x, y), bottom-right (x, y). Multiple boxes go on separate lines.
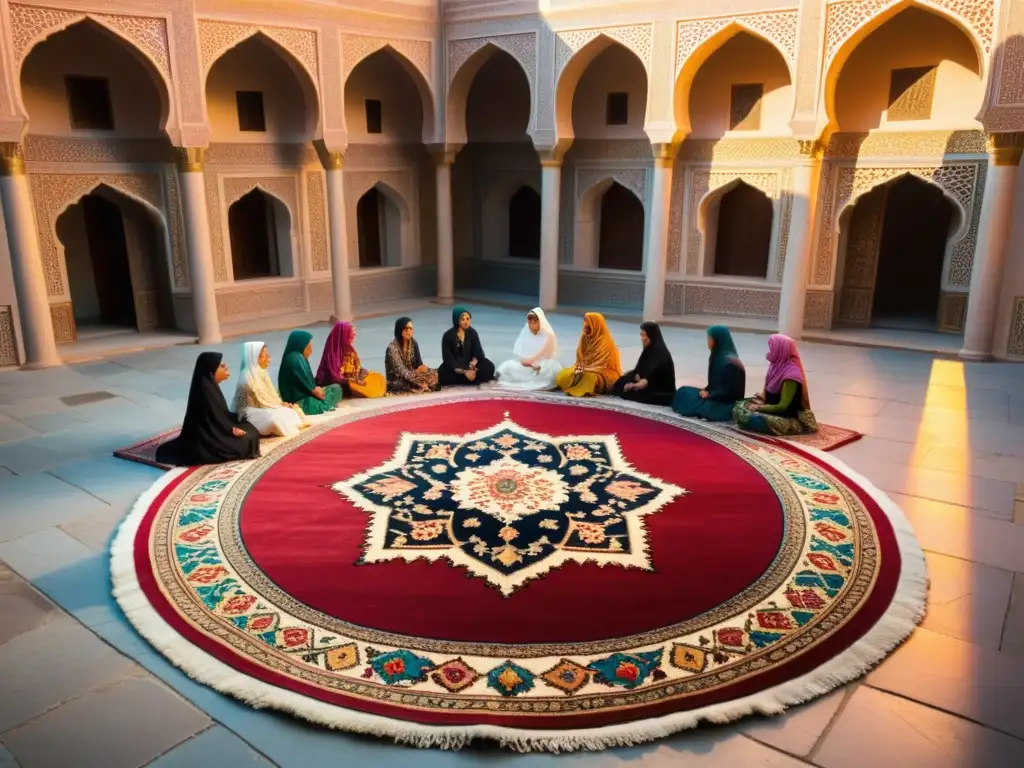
top-left (49, 301), bottom-right (75, 343)
top-left (1008, 296), bottom-right (1024, 357)
top-left (684, 284), bottom-right (780, 319)
top-left (341, 33), bottom-right (432, 86)
top-left (803, 290), bottom-right (834, 330)
top-left (676, 11), bottom-right (799, 74)
top-left (28, 173), bottom-right (164, 297)
top-left (306, 171), bottom-right (330, 273)
top-left (824, 130), bottom-right (987, 157)
top-left (0, 306), bottom-right (17, 366)
top-left (198, 19), bottom-right (320, 87)
top-left (576, 167), bottom-right (647, 205)
top-left (887, 66), bottom-right (936, 121)
top-left (938, 291), bottom-right (968, 333)
top-left (775, 190), bottom-right (794, 283)
top-left (216, 282), bottom-right (306, 324)
top-left (555, 25), bottom-right (652, 76)
top-left (448, 33), bottom-right (537, 89)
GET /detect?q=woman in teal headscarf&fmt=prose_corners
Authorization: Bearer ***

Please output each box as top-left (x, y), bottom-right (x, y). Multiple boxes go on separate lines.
top-left (672, 326), bottom-right (746, 421)
top-left (438, 306), bottom-right (495, 387)
top-left (278, 330), bottom-right (343, 415)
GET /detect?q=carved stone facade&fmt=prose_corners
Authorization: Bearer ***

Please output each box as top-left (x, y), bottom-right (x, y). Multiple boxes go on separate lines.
top-left (0, 305), bottom-right (17, 366)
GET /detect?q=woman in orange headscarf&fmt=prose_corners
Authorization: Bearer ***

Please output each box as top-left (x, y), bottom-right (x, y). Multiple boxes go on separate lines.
top-left (555, 313), bottom-right (622, 397)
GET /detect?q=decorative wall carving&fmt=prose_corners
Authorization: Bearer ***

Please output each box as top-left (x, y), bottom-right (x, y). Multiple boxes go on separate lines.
top-left (825, 131), bottom-right (988, 158)
top-left (350, 266), bottom-right (436, 306)
top-left (568, 140), bottom-right (655, 161)
top-left (775, 190), bottom-right (794, 282)
top-left (0, 306), bottom-right (17, 366)
top-left (676, 11), bottom-right (800, 73)
top-left (803, 290), bottom-right (834, 329)
top-left (198, 19), bottom-right (320, 87)
top-left (341, 33), bottom-right (432, 87)
top-left (49, 301), bottom-right (75, 343)
top-left (559, 272), bottom-right (644, 309)
top-left (813, 161), bottom-right (985, 288)
top-left (794, 0), bottom-right (825, 115)
top-left (684, 284), bottom-right (780, 319)
top-left (306, 171), bottom-right (329, 273)
top-left (555, 25), bottom-right (652, 77)
top-left (1008, 296), bottom-right (1024, 357)
top-left (836, 184), bottom-right (887, 326)
top-left (938, 291), bottom-right (968, 333)
top-left (996, 0), bottom-right (1024, 106)
top-left (216, 283), bottom-right (305, 324)
top-left (823, 0), bottom-right (994, 73)
top-left (663, 282), bottom-right (684, 315)
top-left (576, 167), bottom-right (647, 204)
top-left (22, 136), bottom-right (175, 164)
top-left (206, 143), bottom-right (315, 166)
top-left (679, 139), bottom-right (801, 163)
top-left (162, 172), bottom-right (187, 289)
top-left (9, 4), bottom-right (172, 94)
top-left (448, 33), bottom-right (536, 89)
top-left (29, 173), bottom-right (164, 296)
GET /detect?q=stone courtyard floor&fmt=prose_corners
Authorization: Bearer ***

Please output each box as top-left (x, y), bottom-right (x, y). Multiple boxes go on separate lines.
top-left (1, 302), bottom-right (1024, 767)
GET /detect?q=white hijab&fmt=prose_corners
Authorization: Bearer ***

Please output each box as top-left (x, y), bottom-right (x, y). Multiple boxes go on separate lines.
top-left (513, 308), bottom-right (558, 361)
top-left (236, 340), bottom-right (283, 408)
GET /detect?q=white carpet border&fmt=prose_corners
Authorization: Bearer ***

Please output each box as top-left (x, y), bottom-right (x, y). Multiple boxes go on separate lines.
top-left (110, 398), bottom-right (927, 753)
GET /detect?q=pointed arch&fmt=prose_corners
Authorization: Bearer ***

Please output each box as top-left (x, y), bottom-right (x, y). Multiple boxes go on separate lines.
top-left (369, 180), bottom-right (412, 223)
top-left (554, 34), bottom-right (649, 140)
top-left (447, 42), bottom-right (535, 146)
top-left (16, 16), bottom-right (175, 136)
top-left (822, 0), bottom-right (986, 134)
top-left (839, 170), bottom-right (967, 242)
top-left (697, 179), bottom-right (777, 278)
top-left (575, 177), bottom-right (646, 270)
top-left (674, 22), bottom-right (793, 137)
top-left (56, 180), bottom-right (168, 230)
top-left (203, 31), bottom-right (321, 140)
top-left (344, 45), bottom-right (436, 144)
top-left (226, 187), bottom-right (295, 280)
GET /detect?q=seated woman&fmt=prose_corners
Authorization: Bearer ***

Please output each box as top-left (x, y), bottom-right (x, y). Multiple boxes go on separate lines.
top-left (315, 322), bottom-right (387, 398)
top-left (497, 308), bottom-right (561, 391)
top-left (278, 330), bottom-right (343, 415)
top-left (555, 312), bottom-right (622, 397)
top-left (734, 334), bottom-right (818, 436)
top-left (233, 341), bottom-right (308, 437)
top-left (155, 352), bottom-right (261, 466)
top-left (611, 321), bottom-right (676, 406)
top-left (673, 325), bottom-right (746, 421)
top-left (385, 317), bottom-right (440, 394)
top-left (438, 307), bottom-right (496, 387)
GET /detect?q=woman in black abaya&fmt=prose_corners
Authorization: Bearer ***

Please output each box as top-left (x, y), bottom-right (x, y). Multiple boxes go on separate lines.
top-left (156, 352), bottom-right (261, 466)
top-left (610, 321), bottom-right (677, 406)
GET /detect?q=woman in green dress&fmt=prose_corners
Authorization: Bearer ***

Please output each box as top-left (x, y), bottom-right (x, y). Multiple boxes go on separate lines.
top-left (733, 334), bottom-right (818, 436)
top-left (278, 330), bottom-right (343, 415)
top-left (673, 325), bottom-right (746, 421)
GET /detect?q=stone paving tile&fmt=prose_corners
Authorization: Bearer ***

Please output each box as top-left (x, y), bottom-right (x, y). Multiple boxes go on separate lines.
top-left (1, 678), bottom-right (209, 768)
top-left (0, 416), bottom-right (38, 446)
top-left (47, 455), bottom-right (163, 505)
top-left (0, 617), bottom-right (136, 733)
top-left (59, 503), bottom-right (132, 552)
top-left (147, 726), bottom-right (273, 767)
top-left (741, 687), bottom-right (849, 757)
top-left (0, 473), bottom-right (112, 542)
top-left (0, 564), bottom-right (57, 646)
top-left (0, 745), bottom-right (19, 768)
top-left (813, 686), bottom-right (1024, 768)
top-left (919, 552), bottom-right (1014, 650)
top-left (1001, 573), bottom-right (1024, 658)
top-left (892, 493), bottom-right (1024, 572)
top-left (0, 440), bottom-right (83, 476)
top-left (867, 627), bottom-right (1024, 740)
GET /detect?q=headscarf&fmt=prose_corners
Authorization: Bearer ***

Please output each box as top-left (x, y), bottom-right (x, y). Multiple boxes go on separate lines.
top-left (632, 322), bottom-right (675, 392)
top-left (452, 306), bottom-right (471, 327)
top-left (316, 322), bottom-right (356, 386)
top-left (706, 325), bottom-right (743, 384)
top-left (279, 330), bottom-right (317, 401)
top-left (764, 334), bottom-right (810, 409)
top-left (179, 352), bottom-right (234, 443)
top-left (513, 308), bottom-right (558, 361)
top-left (236, 341), bottom-right (284, 409)
top-left (575, 312), bottom-right (622, 386)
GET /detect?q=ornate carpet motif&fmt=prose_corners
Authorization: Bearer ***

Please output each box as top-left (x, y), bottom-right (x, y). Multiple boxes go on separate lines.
top-left (113, 393), bottom-right (925, 751)
top-left (335, 414), bottom-right (685, 594)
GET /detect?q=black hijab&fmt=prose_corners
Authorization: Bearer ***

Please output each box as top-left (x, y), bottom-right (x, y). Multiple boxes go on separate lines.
top-left (633, 322), bottom-right (676, 393)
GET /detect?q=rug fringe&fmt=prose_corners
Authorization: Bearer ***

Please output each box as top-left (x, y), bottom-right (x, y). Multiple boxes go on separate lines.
top-left (110, 400), bottom-right (927, 753)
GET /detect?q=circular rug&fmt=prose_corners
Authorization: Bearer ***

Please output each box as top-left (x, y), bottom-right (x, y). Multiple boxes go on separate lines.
top-left (112, 393), bottom-right (926, 751)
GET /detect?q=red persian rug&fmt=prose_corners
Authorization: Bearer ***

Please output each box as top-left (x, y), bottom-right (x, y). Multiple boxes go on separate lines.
top-left (111, 394), bottom-right (924, 751)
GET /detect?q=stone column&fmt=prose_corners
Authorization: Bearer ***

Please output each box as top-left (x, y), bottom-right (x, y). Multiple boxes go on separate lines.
top-left (960, 134), bottom-right (1023, 361)
top-left (175, 148), bottom-right (221, 345)
top-left (315, 142), bottom-right (352, 323)
top-left (642, 143), bottom-right (676, 320)
top-left (0, 143), bottom-right (60, 368)
top-left (431, 146), bottom-right (456, 304)
top-left (778, 140), bottom-right (823, 339)
top-left (539, 156), bottom-right (562, 311)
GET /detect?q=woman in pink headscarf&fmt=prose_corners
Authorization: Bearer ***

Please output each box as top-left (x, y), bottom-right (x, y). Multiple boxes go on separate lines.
top-left (315, 322), bottom-right (387, 398)
top-left (733, 334), bottom-right (818, 436)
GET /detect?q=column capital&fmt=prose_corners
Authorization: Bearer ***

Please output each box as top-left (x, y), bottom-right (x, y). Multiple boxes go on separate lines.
top-left (0, 142), bottom-right (26, 176)
top-left (796, 139), bottom-right (825, 161)
top-left (428, 144), bottom-right (461, 166)
top-left (313, 140), bottom-right (344, 171)
top-left (175, 147), bottom-right (207, 173)
top-left (535, 138), bottom-right (572, 167)
top-left (987, 133), bottom-right (1023, 167)
top-left (650, 142), bottom-right (679, 168)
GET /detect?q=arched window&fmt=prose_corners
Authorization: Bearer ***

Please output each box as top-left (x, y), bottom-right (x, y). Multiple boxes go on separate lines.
top-left (508, 186), bottom-right (541, 259)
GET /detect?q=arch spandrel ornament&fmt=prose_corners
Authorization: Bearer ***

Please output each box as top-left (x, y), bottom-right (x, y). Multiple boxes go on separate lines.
top-left (675, 11), bottom-right (799, 75)
top-left (341, 34), bottom-right (432, 89)
top-left (555, 25), bottom-right (653, 78)
top-left (577, 168), bottom-right (647, 206)
top-left (223, 176), bottom-right (299, 220)
top-left (198, 19), bottom-right (320, 91)
top-left (447, 33), bottom-right (537, 90)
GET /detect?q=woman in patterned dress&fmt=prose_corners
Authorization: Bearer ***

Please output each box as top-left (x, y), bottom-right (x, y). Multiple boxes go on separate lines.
top-left (733, 334), bottom-right (818, 436)
top-left (554, 313), bottom-right (622, 397)
top-left (278, 330), bottom-right (343, 415)
top-left (316, 321), bottom-right (387, 398)
top-left (233, 341), bottom-right (308, 437)
top-left (385, 317), bottom-right (440, 394)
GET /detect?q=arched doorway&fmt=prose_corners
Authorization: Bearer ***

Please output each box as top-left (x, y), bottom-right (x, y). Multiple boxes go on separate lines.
top-left (228, 189), bottom-right (292, 280)
top-left (709, 182), bottom-right (773, 277)
top-left (598, 182), bottom-right (645, 271)
top-left (56, 188), bottom-right (174, 332)
top-left (508, 186), bottom-right (540, 260)
top-left (356, 187), bottom-right (403, 268)
top-left (837, 175), bottom-right (956, 331)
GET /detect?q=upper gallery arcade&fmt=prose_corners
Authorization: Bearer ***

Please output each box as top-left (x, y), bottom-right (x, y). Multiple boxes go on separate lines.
top-left (1, 0), bottom-right (1023, 369)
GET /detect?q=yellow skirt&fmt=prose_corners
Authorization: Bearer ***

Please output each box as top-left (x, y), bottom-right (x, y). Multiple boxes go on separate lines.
top-left (555, 368), bottom-right (604, 398)
top-left (348, 371), bottom-right (387, 398)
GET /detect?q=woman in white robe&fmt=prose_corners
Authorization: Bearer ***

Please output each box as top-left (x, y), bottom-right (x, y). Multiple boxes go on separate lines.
top-left (497, 308), bottom-right (562, 391)
top-left (233, 341), bottom-right (308, 437)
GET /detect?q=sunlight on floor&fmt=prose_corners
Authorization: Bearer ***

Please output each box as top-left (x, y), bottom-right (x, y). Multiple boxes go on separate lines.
top-left (908, 359), bottom-right (971, 498)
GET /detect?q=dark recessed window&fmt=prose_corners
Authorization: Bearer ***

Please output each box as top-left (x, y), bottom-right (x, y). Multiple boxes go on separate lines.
top-left (888, 66), bottom-right (936, 121)
top-left (606, 92), bottom-right (629, 126)
top-left (236, 91), bottom-right (266, 132)
top-left (65, 76), bottom-right (114, 131)
top-left (365, 99), bottom-right (383, 134)
top-left (729, 83), bottom-right (764, 131)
